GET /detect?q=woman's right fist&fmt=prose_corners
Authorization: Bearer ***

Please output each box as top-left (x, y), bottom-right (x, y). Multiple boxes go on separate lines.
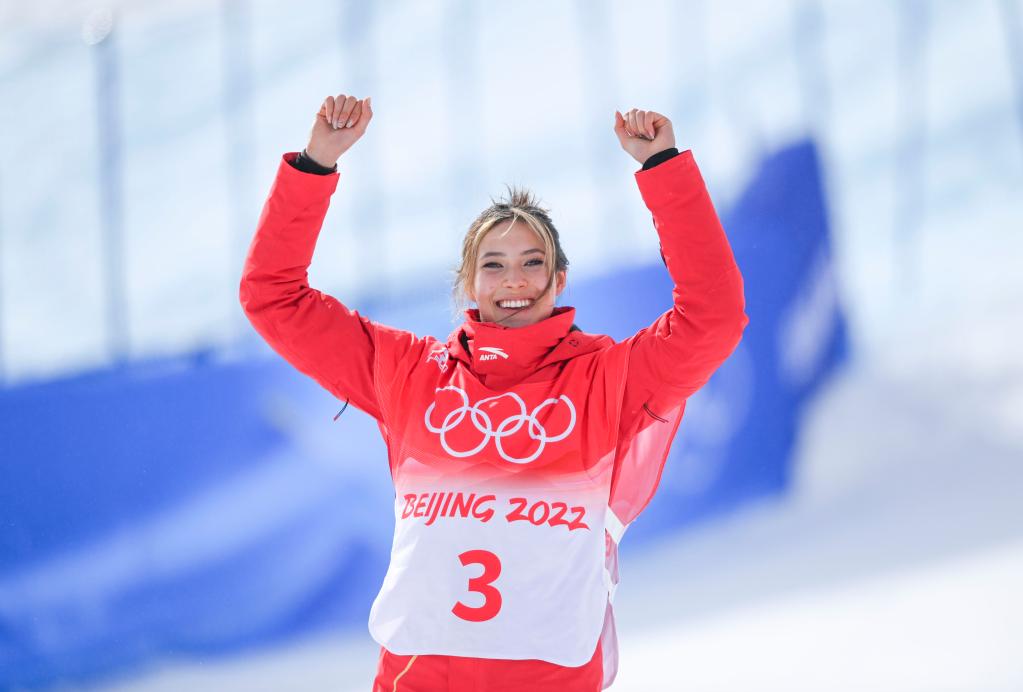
top-left (305, 93), bottom-right (373, 168)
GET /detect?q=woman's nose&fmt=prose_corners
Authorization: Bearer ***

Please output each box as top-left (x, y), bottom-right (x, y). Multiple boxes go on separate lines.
top-left (503, 269), bottom-right (527, 287)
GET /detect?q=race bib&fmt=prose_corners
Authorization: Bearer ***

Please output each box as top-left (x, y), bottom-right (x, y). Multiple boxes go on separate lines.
top-left (368, 349), bottom-right (627, 664)
top-left (368, 483), bottom-right (610, 666)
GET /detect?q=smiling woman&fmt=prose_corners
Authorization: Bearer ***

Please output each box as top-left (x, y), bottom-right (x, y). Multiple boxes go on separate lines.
top-left (239, 92), bottom-right (748, 691)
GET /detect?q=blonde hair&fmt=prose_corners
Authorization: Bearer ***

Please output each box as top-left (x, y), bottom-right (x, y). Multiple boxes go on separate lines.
top-left (454, 185), bottom-right (569, 313)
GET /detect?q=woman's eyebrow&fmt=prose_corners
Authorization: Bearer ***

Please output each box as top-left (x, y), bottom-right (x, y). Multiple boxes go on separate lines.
top-left (480, 248), bottom-right (545, 259)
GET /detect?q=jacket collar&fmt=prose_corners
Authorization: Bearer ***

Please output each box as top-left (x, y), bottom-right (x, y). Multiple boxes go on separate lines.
top-left (445, 306), bottom-right (607, 388)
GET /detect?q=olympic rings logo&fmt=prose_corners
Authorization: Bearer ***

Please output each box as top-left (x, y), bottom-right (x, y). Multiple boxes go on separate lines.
top-left (424, 386), bottom-right (576, 464)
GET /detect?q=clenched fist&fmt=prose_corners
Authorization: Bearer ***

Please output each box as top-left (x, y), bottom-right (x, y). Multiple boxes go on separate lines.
top-left (614, 108), bottom-right (676, 165)
top-left (304, 93), bottom-right (373, 169)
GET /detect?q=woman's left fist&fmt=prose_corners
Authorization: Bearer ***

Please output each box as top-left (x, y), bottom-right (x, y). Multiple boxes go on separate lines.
top-left (614, 108), bottom-right (675, 165)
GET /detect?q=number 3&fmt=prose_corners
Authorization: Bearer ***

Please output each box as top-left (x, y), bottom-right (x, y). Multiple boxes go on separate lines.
top-left (452, 549), bottom-right (502, 622)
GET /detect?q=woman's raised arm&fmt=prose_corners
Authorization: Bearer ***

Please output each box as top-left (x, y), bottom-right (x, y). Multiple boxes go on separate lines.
top-left (614, 109), bottom-right (749, 416)
top-left (240, 94), bottom-right (420, 421)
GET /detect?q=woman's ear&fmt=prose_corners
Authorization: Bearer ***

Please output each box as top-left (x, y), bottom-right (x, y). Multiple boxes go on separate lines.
top-left (555, 270), bottom-right (567, 297)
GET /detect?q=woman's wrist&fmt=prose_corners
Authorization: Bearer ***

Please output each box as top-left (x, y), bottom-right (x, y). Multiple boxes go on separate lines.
top-left (296, 148), bottom-right (338, 175)
top-left (642, 147), bottom-right (680, 170)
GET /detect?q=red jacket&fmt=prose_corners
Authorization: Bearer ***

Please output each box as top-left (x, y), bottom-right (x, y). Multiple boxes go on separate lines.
top-left (240, 150), bottom-right (748, 687)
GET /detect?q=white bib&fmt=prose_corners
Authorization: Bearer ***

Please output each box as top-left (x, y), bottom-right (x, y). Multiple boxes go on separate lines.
top-left (368, 483), bottom-right (610, 666)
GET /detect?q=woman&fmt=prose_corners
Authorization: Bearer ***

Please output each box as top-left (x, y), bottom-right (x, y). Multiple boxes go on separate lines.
top-left (240, 92), bottom-right (747, 691)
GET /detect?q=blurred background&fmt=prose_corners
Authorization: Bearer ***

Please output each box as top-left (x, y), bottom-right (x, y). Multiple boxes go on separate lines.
top-left (1, 0), bottom-right (1021, 690)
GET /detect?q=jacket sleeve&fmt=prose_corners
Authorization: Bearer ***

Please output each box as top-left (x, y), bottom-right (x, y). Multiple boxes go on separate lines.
top-left (620, 150), bottom-right (749, 421)
top-left (239, 153), bottom-right (421, 422)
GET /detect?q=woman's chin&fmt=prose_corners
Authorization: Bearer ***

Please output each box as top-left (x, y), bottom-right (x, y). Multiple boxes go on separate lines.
top-left (504, 316), bottom-right (539, 328)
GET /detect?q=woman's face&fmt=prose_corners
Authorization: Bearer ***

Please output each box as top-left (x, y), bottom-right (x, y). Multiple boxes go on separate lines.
top-left (469, 220), bottom-right (566, 328)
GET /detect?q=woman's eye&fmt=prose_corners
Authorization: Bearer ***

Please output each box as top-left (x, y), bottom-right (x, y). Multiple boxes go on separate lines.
top-left (483, 262), bottom-right (502, 269)
top-left (525, 259), bottom-right (544, 267)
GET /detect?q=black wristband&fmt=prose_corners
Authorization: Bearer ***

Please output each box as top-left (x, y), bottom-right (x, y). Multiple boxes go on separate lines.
top-left (292, 149), bottom-right (338, 175)
top-left (642, 147), bottom-right (680, 170)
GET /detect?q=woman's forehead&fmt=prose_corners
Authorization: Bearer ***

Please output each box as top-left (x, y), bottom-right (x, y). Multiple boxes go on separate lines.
top-left (479, 219), bottom-right (544, 252)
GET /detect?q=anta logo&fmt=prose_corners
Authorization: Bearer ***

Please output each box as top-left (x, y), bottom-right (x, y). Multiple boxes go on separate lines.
top-left (424, 386), bottom-right (576, 464)
top-left (478, 346), bottom-right (509, 362)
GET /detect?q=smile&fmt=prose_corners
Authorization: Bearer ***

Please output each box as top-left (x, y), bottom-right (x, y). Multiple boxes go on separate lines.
top-left (497, 298), bottom-right (534, 309)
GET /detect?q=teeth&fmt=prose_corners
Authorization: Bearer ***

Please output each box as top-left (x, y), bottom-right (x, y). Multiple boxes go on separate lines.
top-left (498, 299), bottom-right (532, 309)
